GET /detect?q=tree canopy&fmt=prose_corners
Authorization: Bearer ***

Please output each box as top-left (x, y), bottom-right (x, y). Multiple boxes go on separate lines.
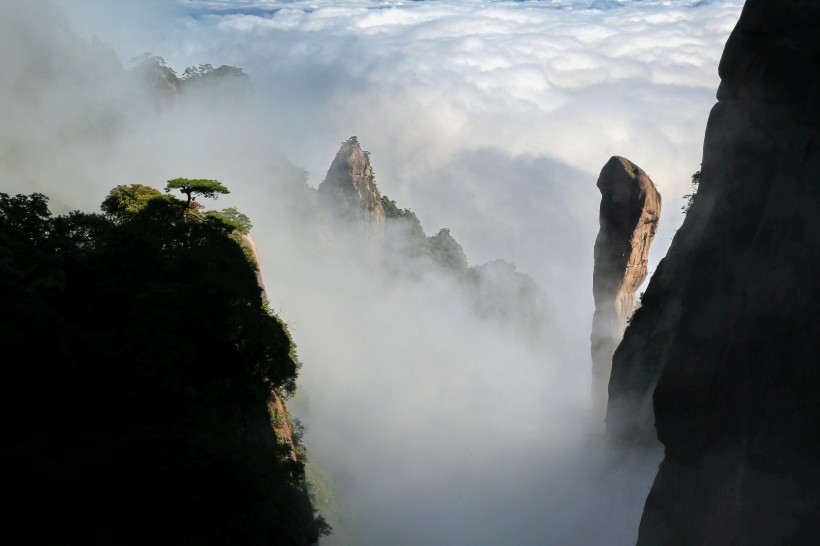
top-left (208, 206), bottom-right (253, 234)
top-left (166, 177), bottom-right (230, 205)
top-left (101, 183), bottom-right (162, 221)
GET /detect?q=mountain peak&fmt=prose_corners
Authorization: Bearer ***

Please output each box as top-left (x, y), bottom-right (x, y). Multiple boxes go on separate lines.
top-left (318, 136), bottom-right (386, 254)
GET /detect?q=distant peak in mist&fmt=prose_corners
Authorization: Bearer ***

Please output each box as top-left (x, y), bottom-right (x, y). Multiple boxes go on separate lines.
top-left (130, 54), bottom-right (253, 109)
top-left (311, 136), bottom-right (549, 339)
top-left (319, 136), bottom-right (385, 225)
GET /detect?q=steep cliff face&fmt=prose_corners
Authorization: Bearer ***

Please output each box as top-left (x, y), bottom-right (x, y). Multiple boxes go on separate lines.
top-left (241, 232), bottom-right (268, 302)
top-left (240, 232), bottom-right (300, 462)
top-left (607, 2), bottom-right (820, 543)
top-left (591, 156), bottom-right (661, 418)
top-left (318, 136), bottom-right (385, 255)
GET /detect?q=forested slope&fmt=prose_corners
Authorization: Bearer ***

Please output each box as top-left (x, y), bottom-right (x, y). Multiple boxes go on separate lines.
top-left (0, 186), bottom-right (327, 545)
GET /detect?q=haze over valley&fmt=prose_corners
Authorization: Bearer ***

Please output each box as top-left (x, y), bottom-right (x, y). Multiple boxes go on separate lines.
top-left (8, 2), bottom-right (793, 545)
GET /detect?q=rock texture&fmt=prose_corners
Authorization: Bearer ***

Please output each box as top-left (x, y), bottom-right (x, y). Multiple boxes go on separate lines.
top-left (240, 233), bottom-right (299, 463)
top-left (607, 1), bottom-right (820, 543)
top-left (318, 136), bottom-right (385, 257)
top-left (591, 156), bottom-right (661, 419)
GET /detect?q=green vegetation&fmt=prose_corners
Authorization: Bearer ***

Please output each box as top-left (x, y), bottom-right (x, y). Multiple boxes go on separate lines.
top-left (381, 194), bottom-right (429, 265)
top-left (165, 177), bottom-right (230, 206)
top-left (210, 206), bottom-right (253, 234)
top-left (100, 183), bottom-right (162, 221)
top-left (382, 194), bottom-right (469, 273)
top-left (682, 170), bottom-right (700, 214)
top-left (0, 185), bottom-right (328, 544)
top-left (381, 195), bottom-right (425, 240)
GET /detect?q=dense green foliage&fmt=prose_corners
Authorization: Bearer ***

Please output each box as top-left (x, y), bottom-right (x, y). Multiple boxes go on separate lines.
top-left (100, 183), bottom-right (162, 221)
top-left (210, 206), bottom-right (254, 234)
top-left (166, 177), bottom-right (230, 205)
top-left (0, 188), bottom-right (327, 545)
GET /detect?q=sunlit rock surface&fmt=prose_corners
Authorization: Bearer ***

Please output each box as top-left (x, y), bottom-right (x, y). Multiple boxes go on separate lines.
top-left (608, 1), bottom-right (820, 543)
top-left (318, 137), bottom-right (385, 258)
top-left (428, 227), bottom-right (468, 272)
top-left (591, 156), bottom-right (660, 419)
top-left (241, 232), bottom-right (299, 462)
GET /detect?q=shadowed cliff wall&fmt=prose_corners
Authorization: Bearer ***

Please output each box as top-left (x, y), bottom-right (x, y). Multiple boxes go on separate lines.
top-left (607, 1), bottom-right (820, 543)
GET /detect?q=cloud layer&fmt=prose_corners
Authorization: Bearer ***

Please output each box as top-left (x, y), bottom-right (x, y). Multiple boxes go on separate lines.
top-left (4, 1), bottom-right (744, 544)
top-left (149, 0), bottom-right (743, 276)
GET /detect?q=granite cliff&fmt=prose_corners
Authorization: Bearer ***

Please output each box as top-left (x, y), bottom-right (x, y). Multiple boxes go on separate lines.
top-left (318, 136), bottom-right (386, 258)
top-left (607, 1), bottom-right (820, 543)
top-left (591, 156), bottom-right (660, 419)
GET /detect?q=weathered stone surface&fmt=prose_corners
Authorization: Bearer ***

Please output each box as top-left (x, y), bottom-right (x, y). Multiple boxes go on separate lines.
top-left (591, 156), bottom-right (660, 419)
top-left (318, 136), bottom-right (385, 257)
top-left (607, 1), bottom-right (820, 543)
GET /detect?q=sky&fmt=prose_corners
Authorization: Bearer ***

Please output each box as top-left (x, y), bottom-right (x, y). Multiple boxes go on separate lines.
top-left (55, 0), bottom-right (743, 283)
top-left (5, 1), bottom-right (744, 544)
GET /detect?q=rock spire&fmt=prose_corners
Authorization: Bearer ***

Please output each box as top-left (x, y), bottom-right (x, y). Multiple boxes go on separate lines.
top-left (318, 136), bottom-right (385, 257)
top-left (591, 156), bottom-right (661, 419)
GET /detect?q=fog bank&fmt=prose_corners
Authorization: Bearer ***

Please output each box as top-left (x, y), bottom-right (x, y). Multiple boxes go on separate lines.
top-left (2, 1), bottom-right (743, 543)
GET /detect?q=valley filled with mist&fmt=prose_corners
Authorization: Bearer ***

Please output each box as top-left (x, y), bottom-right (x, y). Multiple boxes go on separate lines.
top-left (1, 1), bottom-right (768, 545)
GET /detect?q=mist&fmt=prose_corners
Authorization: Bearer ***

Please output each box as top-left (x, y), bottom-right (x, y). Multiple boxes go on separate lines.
top-left (2, 1), bottom-right (743, 544)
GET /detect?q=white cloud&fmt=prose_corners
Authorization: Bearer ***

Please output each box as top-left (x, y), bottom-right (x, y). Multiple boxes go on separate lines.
top-left (152, 0), bottom-right (741, 267)
top-left (2, 1), bottom-right (744, 544)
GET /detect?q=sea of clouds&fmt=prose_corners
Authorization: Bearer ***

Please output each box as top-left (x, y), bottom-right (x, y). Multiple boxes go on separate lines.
top-left (9, 1), bottom-right (744, 543)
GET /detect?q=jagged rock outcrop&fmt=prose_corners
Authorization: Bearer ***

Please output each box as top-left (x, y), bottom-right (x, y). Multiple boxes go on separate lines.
top-left (591, 156), bottom-right (660, 418)
top-left (318, 136), bottom-right (385, 257)
top-left (319, 140), bottom-right (549, 342)
top-left (607, 2), bottom-right (820, 543)
top-left (428, 228), bottom-right (469, 272)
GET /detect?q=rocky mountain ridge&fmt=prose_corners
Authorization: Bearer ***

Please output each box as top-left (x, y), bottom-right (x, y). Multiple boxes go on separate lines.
top-left (132, 55), bottom-right (252, 109)
top-left (316, 136), bottom-right (549, 337)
